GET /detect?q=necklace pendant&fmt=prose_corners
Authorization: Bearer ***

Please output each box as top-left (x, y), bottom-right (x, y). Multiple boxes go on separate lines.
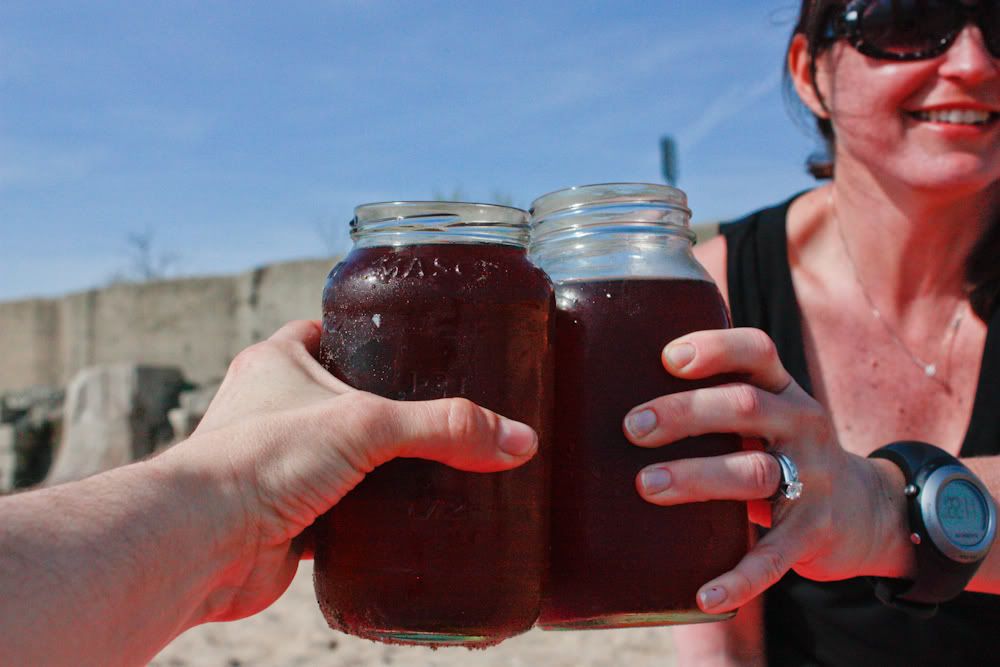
top-left (925, 363), bottom-right (937, 377)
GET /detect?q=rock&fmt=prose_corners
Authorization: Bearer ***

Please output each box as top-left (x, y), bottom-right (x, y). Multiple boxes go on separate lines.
top-left (167, 382), bottom-right (221, 442)
top-left (0, 399), bottom-right (18, 425)
top-left (167, 407), bottom-right (199, 443)
top-left (179, 382), bottom-right (220, 415)
top-left (0, 387), bottom-right (64, 488)
top-left (0, 425), bottom-right (14, 493)
top-left (2, 386), bottom-right (64, 421)
top-left (45, 365), bottom-right (185, 486)
top-left (12, 415), bottom-right (58, 489)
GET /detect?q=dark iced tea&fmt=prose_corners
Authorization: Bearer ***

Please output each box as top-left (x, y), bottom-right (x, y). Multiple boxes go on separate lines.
top-left (315, 242), bottom-right (553, 646)
top-left (539, 277), bottom-right (749, 628)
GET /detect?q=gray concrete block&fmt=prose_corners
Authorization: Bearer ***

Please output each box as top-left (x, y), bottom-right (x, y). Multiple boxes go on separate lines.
top-left (167, 382), bottom-right (221, 443)
top-left (45, 365), bottom-right (185, 486)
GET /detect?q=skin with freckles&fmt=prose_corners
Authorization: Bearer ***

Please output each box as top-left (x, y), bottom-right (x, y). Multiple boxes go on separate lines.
top-left (626, 11), bottom-right (1000, 667)
top-left (626, 329), bottom-right (903, 606)
top-left (820, 27), bottom-right (1000, 196)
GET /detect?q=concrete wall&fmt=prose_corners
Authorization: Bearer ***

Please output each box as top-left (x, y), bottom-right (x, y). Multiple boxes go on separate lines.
top-left (0, 225), bottom-right (720, 394)
top-left (0, 298), bottom-right (61, 390)
top-left (234, 259), bottom-right (334, 351)
top-left (0, 257), bottom-right (338, 393)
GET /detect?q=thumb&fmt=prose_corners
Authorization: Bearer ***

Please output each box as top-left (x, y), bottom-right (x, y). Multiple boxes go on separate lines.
top-left (346, 395), bottom-right (539, 473)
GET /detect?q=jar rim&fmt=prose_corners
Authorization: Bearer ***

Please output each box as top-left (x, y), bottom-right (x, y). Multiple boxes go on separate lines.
top-left (351, 201), bottom-right (530, 246)
top-left (354, 201), bottom-right (528, 226)
top-left (529, 182), bottom-right (690, 221)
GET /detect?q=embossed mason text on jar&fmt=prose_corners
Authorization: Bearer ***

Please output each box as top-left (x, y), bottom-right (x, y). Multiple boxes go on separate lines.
top-left (314, 201), bottom-right (554, 647)
top-left (529, 183), bottom-right (749, 630)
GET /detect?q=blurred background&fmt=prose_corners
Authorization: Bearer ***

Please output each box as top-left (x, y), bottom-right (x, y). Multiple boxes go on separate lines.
top-left (1, 0), bottom-right (820, 301)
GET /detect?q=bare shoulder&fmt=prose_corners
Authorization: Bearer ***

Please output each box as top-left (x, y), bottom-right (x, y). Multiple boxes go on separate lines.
top-left (694, 234), bottom-right (729, 307)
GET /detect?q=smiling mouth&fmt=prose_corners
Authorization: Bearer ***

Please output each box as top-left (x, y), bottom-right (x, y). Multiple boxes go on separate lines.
top-left (908, 109), bottom-right (1000, 126)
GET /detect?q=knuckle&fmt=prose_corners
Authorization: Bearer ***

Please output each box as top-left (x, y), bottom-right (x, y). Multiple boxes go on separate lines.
top-left (228, 342), bottom-right (270, 374)
top-left (745, 452), bottom-right (781, 495)
top-left (754, 546), bottom-right (787, 586)
top-left (805, 407), bottom-right (837, 444)
top-left (445, 398), bottom-right (488, 444)
top-left (351, 391), bottom-right (386, 417)
top-left (341, 392), bottom-right (391, 435)
top-left (745, 328), bottom-right (779, 364)
top-left (658, 395), bottom-right (692, 427)
top-left (727, 567), bottom-right (755, 601)
top-left (316, 392), bottom-right (392, 470)
top-left (813, 506), bottom-right (834, 537)
top-left (728, 384), bottom-right (765, 420)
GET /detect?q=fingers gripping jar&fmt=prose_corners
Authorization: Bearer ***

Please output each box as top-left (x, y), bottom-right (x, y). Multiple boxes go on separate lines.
top-left (314, 202), bottom-right (554, 647)
top-left (529, 184), bottom-right (749, 629)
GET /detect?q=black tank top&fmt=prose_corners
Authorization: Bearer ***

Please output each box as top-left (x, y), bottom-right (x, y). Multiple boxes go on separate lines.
top-left (721, 197), bottom-right (1000, 667)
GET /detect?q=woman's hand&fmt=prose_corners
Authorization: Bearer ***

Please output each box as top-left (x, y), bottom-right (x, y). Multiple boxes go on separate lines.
top-left (623, 327), bottom-right (910, 614)
top-left (163, 319), bottom-right (539, 625)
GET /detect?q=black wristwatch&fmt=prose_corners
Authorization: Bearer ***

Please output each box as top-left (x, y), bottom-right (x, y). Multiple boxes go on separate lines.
top-left (868, 441), bottom-right (997, 618)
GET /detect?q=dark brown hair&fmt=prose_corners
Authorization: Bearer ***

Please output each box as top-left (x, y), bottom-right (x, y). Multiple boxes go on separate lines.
top-left (786, 0), bottom-right (842, 179)
top-left (787, 0), bottom-right (999, 319)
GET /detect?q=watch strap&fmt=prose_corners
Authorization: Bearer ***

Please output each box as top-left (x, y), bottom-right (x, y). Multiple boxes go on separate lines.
top-left (869, 441), bottom-right (985, 615)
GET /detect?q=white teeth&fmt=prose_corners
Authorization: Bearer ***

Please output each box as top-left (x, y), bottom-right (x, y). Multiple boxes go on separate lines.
top-left (913, 109), bottom-right (995, 125)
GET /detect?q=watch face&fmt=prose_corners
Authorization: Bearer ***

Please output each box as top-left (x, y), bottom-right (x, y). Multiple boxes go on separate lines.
top-left (937, 479), bottom-right (990, 547)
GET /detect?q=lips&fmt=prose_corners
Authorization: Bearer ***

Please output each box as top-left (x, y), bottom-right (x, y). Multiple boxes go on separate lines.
top-left (908, 108), bottom-right (999, 126)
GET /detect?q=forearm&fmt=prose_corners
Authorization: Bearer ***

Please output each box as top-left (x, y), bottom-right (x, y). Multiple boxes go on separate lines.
top-left (0, 442), bottom-right (241, 666)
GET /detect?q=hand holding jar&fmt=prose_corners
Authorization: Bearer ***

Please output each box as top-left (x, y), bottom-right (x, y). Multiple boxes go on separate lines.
top-left (0, 319), bottom-right (541, 667)
top-left (314, 202), bottom-right (554, 647)
top-left (624, 326), bottom-right (911, 613)
top-left (529, 184), bottom-right (750, 628)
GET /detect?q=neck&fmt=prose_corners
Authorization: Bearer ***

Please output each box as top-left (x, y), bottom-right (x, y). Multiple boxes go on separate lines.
top-left (829, 163), bottom-right (999, 318)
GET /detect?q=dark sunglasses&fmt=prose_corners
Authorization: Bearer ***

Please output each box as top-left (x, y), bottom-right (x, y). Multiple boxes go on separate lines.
top-left (825, 0), bottom-right (1000, 60)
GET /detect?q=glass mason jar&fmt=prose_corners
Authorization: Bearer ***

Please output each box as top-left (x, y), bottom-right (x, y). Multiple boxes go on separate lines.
top-left (314, 201), bottom-right (554, 647)
top-left (529, 183), bottom-right (749, 629)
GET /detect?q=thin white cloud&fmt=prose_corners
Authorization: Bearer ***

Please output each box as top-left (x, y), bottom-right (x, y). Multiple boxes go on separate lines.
top-left (677, 68), bottom-right (782, 152)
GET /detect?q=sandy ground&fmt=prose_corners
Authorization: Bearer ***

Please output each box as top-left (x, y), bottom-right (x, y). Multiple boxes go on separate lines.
top-left (151, 561), bottom-right (678, 667)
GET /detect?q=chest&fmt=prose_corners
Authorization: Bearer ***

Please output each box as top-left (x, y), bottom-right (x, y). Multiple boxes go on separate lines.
top-left (797, 302), bottom-right (986, 458)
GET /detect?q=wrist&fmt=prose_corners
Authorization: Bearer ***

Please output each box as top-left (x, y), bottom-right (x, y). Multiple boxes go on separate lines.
top-left (150, 433), bottom-right (259, 624)
top-left (864, 457), bottom-right (918, 579)
top-left (867, 442), bottom-right (997, 611)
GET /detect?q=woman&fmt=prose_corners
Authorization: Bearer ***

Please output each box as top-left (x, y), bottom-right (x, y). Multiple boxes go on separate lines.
top-left (623, 0), bottom-right (1000, 664)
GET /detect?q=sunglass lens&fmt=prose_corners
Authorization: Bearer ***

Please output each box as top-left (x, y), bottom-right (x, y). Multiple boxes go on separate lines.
top-left (861, 0), bottom-right (963, 58)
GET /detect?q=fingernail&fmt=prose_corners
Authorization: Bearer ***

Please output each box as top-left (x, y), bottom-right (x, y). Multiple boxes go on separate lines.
top-left (498, 419), bottom-right (538, 457)
top-left (625, 409), bottom-right (657, 438)
top-left (640, 467), bottom-right (672, 495)
top-left (698, 586), bottom-right (727, 610)
top-left (664, 342), bottom-right (696, 370)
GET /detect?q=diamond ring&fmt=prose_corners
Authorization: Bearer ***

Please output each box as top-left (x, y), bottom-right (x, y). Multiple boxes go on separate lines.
top-left (768, 452), bottom-right (803, 501)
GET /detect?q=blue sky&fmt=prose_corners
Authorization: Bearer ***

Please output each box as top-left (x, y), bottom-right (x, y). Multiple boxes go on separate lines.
top-left (0, 1), bottom-right (820, 302)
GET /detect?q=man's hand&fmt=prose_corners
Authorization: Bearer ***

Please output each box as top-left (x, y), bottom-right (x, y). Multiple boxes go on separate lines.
top-left (165, 320), bottom-right (539, 624)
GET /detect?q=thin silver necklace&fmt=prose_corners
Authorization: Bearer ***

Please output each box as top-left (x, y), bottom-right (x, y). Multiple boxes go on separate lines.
top-left (829, 193), bottom-right (966, 380)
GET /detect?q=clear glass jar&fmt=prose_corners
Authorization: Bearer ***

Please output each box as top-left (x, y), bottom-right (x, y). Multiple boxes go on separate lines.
top-left (530, 183), bottom-right (749, 629)
top-left (314, 201), bottom-right (554, 647)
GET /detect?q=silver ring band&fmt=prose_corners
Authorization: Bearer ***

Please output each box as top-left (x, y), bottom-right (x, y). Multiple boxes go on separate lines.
top-left (768, 452), bottom-right (803, 502)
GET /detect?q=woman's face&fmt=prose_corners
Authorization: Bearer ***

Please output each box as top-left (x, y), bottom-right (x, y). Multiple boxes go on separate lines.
top-left (805, 25), bottom-right (1000, 196)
